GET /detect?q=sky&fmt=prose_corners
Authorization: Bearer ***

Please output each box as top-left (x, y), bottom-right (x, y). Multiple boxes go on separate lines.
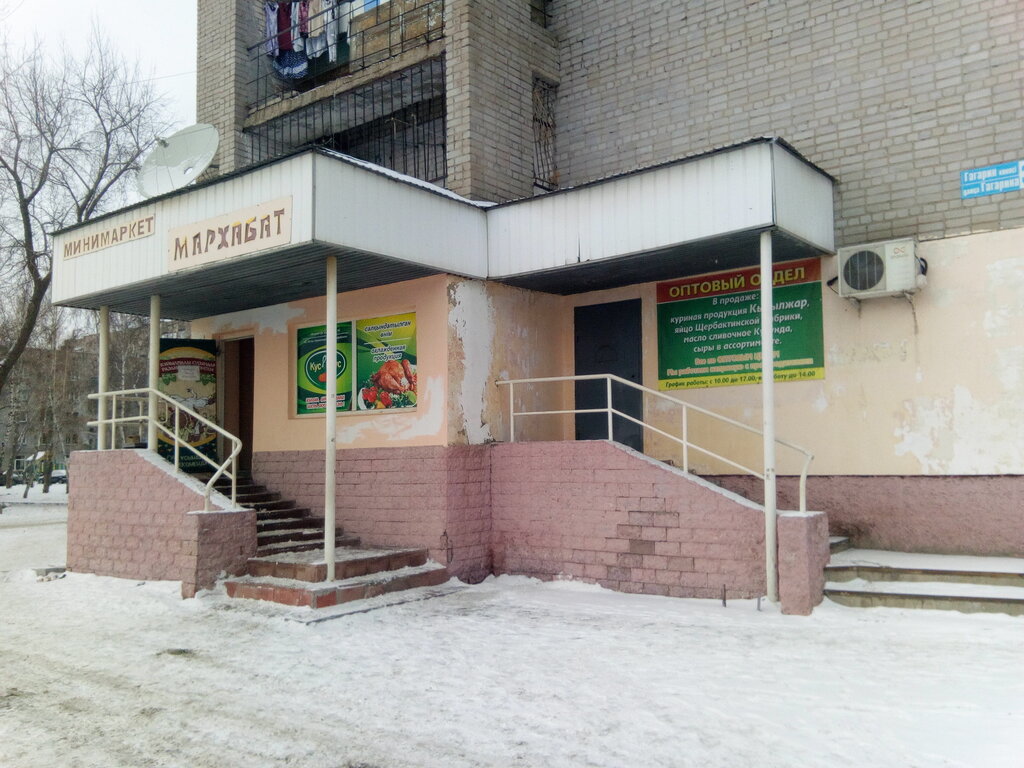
top-left (3, 0), bottom-right (198, 129)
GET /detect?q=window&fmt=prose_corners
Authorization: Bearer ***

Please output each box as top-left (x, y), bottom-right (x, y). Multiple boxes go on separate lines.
top-left (529, 0), bottom-right (551, 27)
top-left (532, 77), bottom-right (558, 191)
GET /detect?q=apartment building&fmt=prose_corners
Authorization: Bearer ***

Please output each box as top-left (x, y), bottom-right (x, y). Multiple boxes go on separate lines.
top-left (53, 0), bottom-right (1023, 611)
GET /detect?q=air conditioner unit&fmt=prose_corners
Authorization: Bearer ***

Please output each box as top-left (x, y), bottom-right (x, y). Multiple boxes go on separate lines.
top-left (837, 239), bottom-right (921, 299)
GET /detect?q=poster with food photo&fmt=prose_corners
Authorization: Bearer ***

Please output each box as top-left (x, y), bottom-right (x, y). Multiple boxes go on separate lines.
top-left (296, 322), bottom-right (353, 414)
top-left (157, 339), bottom-right (218, 472)
top-left (356, 313), bottom-right (417, 410)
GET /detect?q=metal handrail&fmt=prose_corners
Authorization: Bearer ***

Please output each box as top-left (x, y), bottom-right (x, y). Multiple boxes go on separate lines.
top-left (87, 387), bottom-right (241, 511)
top-left (496, 373), bottom-right (814, 513)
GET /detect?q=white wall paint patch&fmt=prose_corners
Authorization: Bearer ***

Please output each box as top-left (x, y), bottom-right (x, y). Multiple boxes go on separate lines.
top-left (812, 391), bottom-right (829, 413)
top-left (996, 347), bottom-right (1024, 392)
top-left (982, 256), bottom-right (1024, 337)
top-left (206, 304), bottom-right (306, 335)
top-left (894, 386), bottom-right (1024, 474)
top-left (449, 281), bottom-right (494, 444)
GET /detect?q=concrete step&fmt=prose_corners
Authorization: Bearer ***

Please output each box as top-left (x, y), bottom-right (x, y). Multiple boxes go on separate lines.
top-left (246, 546), bottom-right (430, 582)
top-left (250, 498), bottom-right (302, 512)
top-left (257, 526), bottom-right (347, 547)
top-left (829, 536), bottom-right (851, 554)
top-left (225, 561), bottom-right (450, 609)
top-left (257, 516), bottom-right (317, 533)
top-left (825, 580), bottom-right (1024, 615)
top-left (824, 549), bottom-right (1024, 616)
top-left (256, 533), bottom-right (360, 556)
top-left (237, 490), bottom-right (281, 505)
top-left (256, 506), bottom-right (312, 521)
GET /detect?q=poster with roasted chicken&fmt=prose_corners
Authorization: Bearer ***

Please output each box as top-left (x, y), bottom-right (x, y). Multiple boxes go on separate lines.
top-left (296, 322), bottom-right (353, 414)
top-left (157, 339), bottom-right (218, 472)
top-left (355, 313), bottom-right (417, 410)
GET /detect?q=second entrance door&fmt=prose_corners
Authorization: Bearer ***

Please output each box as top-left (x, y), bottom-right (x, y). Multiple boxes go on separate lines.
top-left (573, 299), bottom-right (643, 451)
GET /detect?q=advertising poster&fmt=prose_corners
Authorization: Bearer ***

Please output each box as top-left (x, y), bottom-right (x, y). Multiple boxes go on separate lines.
top-left (296, 323), bottom-right (353, 414)
top-left (157, 339), bottom-right (218, 472)
top-left (355, 313), bottom-right (418, 410)
top-left (657, 258), bottom-right (824, 390)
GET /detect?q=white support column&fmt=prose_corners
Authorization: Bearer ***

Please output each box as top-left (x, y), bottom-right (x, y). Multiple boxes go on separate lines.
top-left (148, 295), bottom-right (160, 452)
top-left (759, 231), bottom-right (778, 603)
top-left (97, 306), bottom-right (110, 450)
top-left (324, 256), bottom-right (338, 581)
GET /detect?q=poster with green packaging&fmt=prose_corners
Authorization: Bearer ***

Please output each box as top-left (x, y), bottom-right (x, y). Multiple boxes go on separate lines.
top-left (355, 313), bottom-right (417, 410)
top-left (296, 322), bottom-right (353, 414)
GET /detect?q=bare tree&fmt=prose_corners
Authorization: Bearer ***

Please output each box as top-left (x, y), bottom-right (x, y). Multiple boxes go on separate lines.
top-left (0, 30), bottom-right (167, 401)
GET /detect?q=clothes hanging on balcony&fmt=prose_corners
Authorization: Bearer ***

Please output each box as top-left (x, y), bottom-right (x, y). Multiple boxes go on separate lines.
top-left (265, 2), bottom-right (311, 80)
top-left (272, 49), bottom-right (309, 80)
top-left (264, 2), bottom-right (281, 57)
top-left (307, 0), bottom-right (353, 63)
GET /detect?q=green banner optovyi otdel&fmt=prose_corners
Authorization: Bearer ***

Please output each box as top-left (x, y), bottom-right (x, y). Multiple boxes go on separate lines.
top-left (657, 258), bottom-right (824, 390)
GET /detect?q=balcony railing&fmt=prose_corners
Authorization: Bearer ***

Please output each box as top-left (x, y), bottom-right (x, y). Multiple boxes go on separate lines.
top-left (248, 0), bottom-right (444, 111)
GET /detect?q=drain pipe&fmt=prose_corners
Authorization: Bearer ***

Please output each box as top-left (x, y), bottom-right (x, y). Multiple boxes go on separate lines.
top-left (324, 256), bottom-right (337, 581)
top-left (759, 231), bottom-right (778, 602)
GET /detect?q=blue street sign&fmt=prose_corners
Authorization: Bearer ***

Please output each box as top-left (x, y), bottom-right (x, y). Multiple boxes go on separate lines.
top-left (961, 160), bottom-right (1024, 199)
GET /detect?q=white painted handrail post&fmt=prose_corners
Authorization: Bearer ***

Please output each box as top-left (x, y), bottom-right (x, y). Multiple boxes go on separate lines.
top-left (606, 377), bottom-right (614, 440)
top-left (681, 405), bottom-right (689, 472)
top-left (324, 256), bottom-right (338, 581)
top-left (147, 296), bottom-right (160, 452)
top-left (759, 231), bottom-right (778, 603)
top-left (508, 382), bottom-right (516, 442)
top-left (97, 306), bottom-right (109, 450)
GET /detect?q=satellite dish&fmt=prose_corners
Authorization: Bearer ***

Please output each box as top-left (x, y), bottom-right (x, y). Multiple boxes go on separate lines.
top-left (137, 123), bottom-right (219, 198)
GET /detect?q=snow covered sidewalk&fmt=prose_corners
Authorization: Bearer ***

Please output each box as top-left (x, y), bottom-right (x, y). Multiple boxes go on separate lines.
top-left (0, 486), bottom-right (67, 572)
top-left (1, 577), bottom-right (1021, 767)
top-left (0, 500), bottom-right (1022, 768)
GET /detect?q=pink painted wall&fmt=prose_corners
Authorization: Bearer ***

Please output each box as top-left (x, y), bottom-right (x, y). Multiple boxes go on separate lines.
top-left (489, 441), bottom-right (767, 599)
top-left (714, 474), bottom-right (1024, 557)
top-left (68, 450), bottom-right (256, 597)
top-left (253, 445), bottom-right (492, 583)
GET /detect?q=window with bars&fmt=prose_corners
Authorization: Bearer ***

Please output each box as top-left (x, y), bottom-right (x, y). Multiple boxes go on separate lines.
top-left (529, 0), bottom-right (551, 27)
top-left (532, 77), bottom-right (558, 191)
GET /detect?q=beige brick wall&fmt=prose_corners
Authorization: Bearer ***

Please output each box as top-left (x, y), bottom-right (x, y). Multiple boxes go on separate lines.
top-left (446, 0), bottom-right (560, 201)
top-left (196, 0), bottom-right (263, 174)
top-left (552, 0), bottom-right (1024, 244)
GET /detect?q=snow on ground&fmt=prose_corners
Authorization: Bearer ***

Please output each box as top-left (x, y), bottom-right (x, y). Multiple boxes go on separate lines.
top-left (1, 501), bottom-right (1022, 768)
top-left (0, 486), bottom-right (67, 572)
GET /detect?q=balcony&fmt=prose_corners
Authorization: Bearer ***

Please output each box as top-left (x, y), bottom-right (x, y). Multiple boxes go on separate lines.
top-left (248, 0), bottom-right (444, 112)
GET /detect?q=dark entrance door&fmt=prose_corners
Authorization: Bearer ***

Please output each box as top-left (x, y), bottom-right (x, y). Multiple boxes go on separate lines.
top-left (222, 337), bottom-right (255, 471)
top-left (574, 299), bottom-right (643, 451)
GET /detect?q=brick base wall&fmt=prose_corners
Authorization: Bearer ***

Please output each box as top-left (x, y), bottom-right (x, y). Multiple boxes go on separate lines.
top-left (713, 475), bottom-right (1024, 557)
top-left (68, 450), bottom-right (256, 598)
top-left (254, 442), bottom-right (771, 596)
top-left (253, 446), bottom-right (492, 583)
top-left (777, 512), bottom-right (830, 616)
top-left (490, 441), bottom-right (767, 599)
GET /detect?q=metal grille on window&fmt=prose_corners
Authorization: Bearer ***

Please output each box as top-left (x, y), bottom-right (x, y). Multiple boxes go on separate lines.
top-left (245, 57), bottom-right (448, 187)
top-left (532, 77), bottom-right (558, 192)
top-left (529, 0), bottom-right (551, 27)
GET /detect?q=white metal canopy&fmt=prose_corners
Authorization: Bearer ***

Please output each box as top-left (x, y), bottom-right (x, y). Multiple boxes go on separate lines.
top-left (52, 138), bottom-right (834, 320)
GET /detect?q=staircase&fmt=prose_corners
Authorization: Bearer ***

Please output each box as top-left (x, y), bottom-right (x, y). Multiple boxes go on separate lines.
top-left (216, 473), bottom-right (450, 609)
top-left (824, 542), bottom-right (1024, 616)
